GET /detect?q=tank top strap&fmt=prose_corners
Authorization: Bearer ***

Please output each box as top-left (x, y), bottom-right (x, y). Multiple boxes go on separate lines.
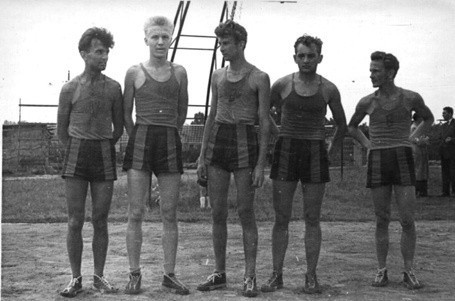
top-left (291, 73), bottom-right (296, 91)
top-left (140, 63), bottom-right (154, 81)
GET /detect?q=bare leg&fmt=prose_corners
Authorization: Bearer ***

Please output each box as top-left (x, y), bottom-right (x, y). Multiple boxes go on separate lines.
top-left (126, 169), bottom-right (150, 273)
top-left (65, 178), bottom-right (88, 278)
top-left (394, 186), bottom-right (417, 271)
top-left (301, 183), bottom-right (325, 276)
top-left (233, 168), bottom-right (258, 278)
top-left (271, 180), bottom-right (298, 274)
top-left (90, 180), bottom-right (114, 277)
top-left (157, 172), bottom-right (181, 275)
top-left (371, 186), bottom-right (393, 269)
top-left (208, 166), bottom-right (231, 273)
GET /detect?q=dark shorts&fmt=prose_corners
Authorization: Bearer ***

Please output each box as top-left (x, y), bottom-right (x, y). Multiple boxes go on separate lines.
top-left (367, 146), bottom-right (415, 188)
top-left (204, 122), bottom-right (258, 172)
top-left (122, 125), bottom-right (183, 175)
top-left (62, 137), bottom-right (117, 181)
top-left (270, 137), bottom-right (330, 183)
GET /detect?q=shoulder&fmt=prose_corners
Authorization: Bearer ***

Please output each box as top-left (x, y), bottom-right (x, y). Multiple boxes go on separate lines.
top-left (104, 75), bottom-right (122, 90)
top-left (126, 64), bottom-right (141, 77)
top-left (60, 77), bottom-right (79, 93)
top-left (271, 74), bottom-right (293, 92)
top-left (400, 87), bottom-right (423, 101)
top-left (212, 67), bottom-right (225, 81)
top-left (356, 93), bottom-right (376, 110)
top-left (250, 67), bottom-right (270, 86)
top-left (319, 75), bottom-right (339, 93)
top-left (171, 63), bottom-right (187, 76)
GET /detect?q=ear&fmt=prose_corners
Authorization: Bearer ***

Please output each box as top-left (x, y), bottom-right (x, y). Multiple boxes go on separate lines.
top-left (80, 50), bottom-right (87, 61)
top-left (144, 37), bottom-right (148, 45)
top-left (293, 54), bottom-right (297, 63)
top-left (318, 54), bottom-right (323, 63)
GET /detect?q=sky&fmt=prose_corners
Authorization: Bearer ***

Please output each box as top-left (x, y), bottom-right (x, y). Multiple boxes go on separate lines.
top-left (0, 0), bottom-right (454, 125)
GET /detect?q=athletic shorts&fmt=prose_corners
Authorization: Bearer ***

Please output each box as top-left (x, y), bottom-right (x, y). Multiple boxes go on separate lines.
top-left (62, 137), bottom-right (117, 181)
top-left (367, 146), bottom-right (415, 188)
top-left (270, 137), bottom-right (330, 183)
top-left (122, 124), bottom-right (183, 175)
top-left (204, 122), bottom-right (258, 172)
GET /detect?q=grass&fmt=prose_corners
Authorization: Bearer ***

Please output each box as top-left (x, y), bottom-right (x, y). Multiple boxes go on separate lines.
top-left (2, 166), bottom-right (454, 223)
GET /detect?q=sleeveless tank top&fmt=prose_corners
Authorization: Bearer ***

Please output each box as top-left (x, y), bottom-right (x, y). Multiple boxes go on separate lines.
top-left (215, 66), bottom-right (258, 125)
top-left (369, 89), bottom-right (412, 149)
top-left (135, 63), bottom-right (180, 128)
top-left (68, 75), bottom-right (114, 140)
top-left (279, 74), bottom-right (327, 140)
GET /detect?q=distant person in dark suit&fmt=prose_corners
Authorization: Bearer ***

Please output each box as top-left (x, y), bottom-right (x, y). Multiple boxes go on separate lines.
top-left (439, 106), bottom-right (455, 197)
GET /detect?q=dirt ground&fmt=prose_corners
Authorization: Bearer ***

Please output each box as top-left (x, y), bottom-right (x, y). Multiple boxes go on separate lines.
top-left (2, 220), bottom-right (455, 301)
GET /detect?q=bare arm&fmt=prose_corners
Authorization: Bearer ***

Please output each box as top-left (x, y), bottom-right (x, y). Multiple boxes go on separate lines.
top-left (253, 71), bottom-right (271, 187)
top-left (123, 67), bottom-right (136, 136)
top-left (175, 65), bottom-right (189, 129)
top-left (269, 80), bottom-right (283, 136)
top-left (111, 83), bottom-right (124, 143)
top-left (327, 86), bottom-right (347, 156)
top-left (348, 99), bottom-right (372, 149)
top-left (408, 94), bottom-right (434, 141)
top-left (57, 84), bottom-right (72, 145)
top-left (197, 72), bottom-right (219, 180)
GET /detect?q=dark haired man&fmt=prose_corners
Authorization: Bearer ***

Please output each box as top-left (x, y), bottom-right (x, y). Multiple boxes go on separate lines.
top-left (261, 34), bottom-right (346, 294)
top-left (348, 51), bottom-right (433, 289)
top-left (57, 27), bottom-right (123, 297)
top-left (439, 106), bottom-right (455, 196)
top-left (196, 20), bottom-right (271, 297)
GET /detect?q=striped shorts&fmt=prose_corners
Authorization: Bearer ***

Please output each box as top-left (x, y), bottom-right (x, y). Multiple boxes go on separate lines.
top-left (205, 122), bottom-right (258, 172)
top-left (367, 146), bottom-right (415, 188)
top-left (122, 125), bottom-right (183, 175)
top-left (270, 137), bottom-right (330, 183)
top-left (62, 137), bottom-right (117, 181)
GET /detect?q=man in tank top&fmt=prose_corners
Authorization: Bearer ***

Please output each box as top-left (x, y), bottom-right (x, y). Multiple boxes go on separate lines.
top-left (261, 35), bottom-right (347, 294)
top-left (348, 51), bottom-right (434, 290)
top-left (122, 16), bottom-right (189, 295)
top-left (196, 20), bottom-right (271, 297)
top-left (57, 27), bottom-right (123, 298)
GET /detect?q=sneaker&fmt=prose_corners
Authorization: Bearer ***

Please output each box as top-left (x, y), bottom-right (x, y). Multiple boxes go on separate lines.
top-left (60, 276), bottom-right (82, 298)
top-left (93, 275), bottom-right (118, 294)
top-left (243, 276), bottom-right (258, 298)
top-left (196, 272), bottom-right (227, 291)
top-left (124, 272), bottom-right (142, 295)
top-left (372, 268), bottom-right (388, 287)
top-left (303, 273), bottom-right (321, 294)
top-left (403, 270), bottom-right (423, 290)
top-left (162, 273), bottom-right (190, 295)
top-left (260, 272), bottom-right (283, 292)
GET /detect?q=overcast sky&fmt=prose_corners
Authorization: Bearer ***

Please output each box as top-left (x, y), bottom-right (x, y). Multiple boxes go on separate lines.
top-left (1, 0), bottom-right (454, 124)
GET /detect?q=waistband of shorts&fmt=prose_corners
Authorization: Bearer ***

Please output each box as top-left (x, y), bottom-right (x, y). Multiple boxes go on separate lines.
top-left (214, 121), bottom-right (255, 128)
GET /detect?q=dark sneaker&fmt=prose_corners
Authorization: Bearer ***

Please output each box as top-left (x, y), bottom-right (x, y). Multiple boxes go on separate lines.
top-left (162, 273), bottom-right (190, 295)
top-left (93, 275), bottom-right (118, 294)
top-left (260, 272), bottom-right (283, 292)
top-left (124, 272), bottom-right (142, 295)
top-left (403, 270), bottom-right (423, 290)
top-left (303, 273), bottom-right (321, 294)
top-left (60, 276), bottom-right (82, 298)
top-left (372, 268), bottom-right (388, 287)
top-left (196, 272), bottom-right (227, 291)
top-left (243, 276), bottom-right (258, 298)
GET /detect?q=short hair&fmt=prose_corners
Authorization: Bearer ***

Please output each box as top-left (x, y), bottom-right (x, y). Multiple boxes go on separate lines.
top-left (294, 34), bottom-right (323, 54)
top-left (443, 106), bottom-right (454, 115)
top-left (144, 16), bottom-right (174, 35)
top-left (214, 20), bottom-right (247, 46)
top-left (371, 51), bottom-right (400, 77)
top-left (78, 27), bottom-right (114, 52)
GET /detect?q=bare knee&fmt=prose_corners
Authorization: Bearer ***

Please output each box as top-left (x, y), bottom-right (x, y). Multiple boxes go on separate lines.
top-left (238, 206), bottom-right (255, 227)
top-left (68, 216), bottom-right (84, 233)
top-left (91, 213), bottom-right (108, 231)
top-left (274, 213), bottom-right (291, 231)
top-left (400, 218), bottom-right (415, 231)
top-left (304, 211), bottom-right (320, 228)
top-left (212, 208), bottom-right (228, 225)
top-left (160, 204), bottom-right (177, 224)
top-left (128, 206), bottom-right (145, 223)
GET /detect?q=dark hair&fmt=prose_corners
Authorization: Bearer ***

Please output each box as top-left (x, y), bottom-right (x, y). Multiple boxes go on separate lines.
top-left (78, 27), bottom-right (114, 52)
top-left (443, 106), bottom-right (454, 115)
top-left (371, 51), bottom-right (400, 77)
top-left (294, 34), bottom-right (323, 54)
top-left (214, 20), bottom-right (247, 46)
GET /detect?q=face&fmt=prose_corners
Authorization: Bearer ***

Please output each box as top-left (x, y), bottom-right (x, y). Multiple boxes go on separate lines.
top-left (442, 109), bottom-right (453, 121)
top-left (144, 25), bottom-right (173, 58)
top-left (81, 39), bottom-right (109, 72)
top-left (293, 43), bottom-right (322, 74)
top-left (369, 60), bottom-right (395, 88)
top-left (218, 36), bottom-right (243, 61)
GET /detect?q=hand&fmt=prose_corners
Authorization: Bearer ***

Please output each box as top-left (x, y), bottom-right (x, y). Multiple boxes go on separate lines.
top-left (251, 165), bottom-right (265, 188)
top-left (197, 158), bottom-right (207, 182)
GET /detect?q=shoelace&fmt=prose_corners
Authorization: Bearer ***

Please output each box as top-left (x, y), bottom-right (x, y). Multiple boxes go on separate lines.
top-left (207, 273), bottom-right (222, 283)
top-left (64, 277), bottom-right (81, 291)
top-left (94, 275), bottom-right (113, 289)
top-left (244, 277), bottom-right (255, 288)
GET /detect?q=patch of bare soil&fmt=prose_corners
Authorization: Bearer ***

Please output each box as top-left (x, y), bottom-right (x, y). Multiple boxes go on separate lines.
top-left (2, 221), bottom-right (454, 300)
